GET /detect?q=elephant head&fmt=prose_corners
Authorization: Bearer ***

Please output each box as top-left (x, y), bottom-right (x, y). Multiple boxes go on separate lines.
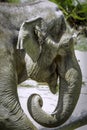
top-left (17, 16), bottom-right (82, 128)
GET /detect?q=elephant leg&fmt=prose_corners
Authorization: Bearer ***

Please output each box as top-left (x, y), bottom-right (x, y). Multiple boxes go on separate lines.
top-left (0, 43), bottom-right (37, 130)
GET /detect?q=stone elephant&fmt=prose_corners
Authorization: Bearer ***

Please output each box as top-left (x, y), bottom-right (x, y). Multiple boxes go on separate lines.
top-left (0, 0), bottom-right (82, 130)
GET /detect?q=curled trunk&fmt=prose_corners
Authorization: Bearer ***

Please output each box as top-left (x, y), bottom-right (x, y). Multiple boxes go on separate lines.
top-left (27, 45), bottom-right (82, 128)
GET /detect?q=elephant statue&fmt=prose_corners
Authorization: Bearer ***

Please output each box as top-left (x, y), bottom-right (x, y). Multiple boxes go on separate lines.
top-left (0, 0), bottom-right (82, 130)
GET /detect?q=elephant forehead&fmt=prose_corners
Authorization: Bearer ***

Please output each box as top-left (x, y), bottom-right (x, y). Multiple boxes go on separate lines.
top-left (27, 0), bottom-right (65, 32)
top-left (38, 3), bottom-right (63, 22)
top-left (37, 3), bottom-right (65, 31)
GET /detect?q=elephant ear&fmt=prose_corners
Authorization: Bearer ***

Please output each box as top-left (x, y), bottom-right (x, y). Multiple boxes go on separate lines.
top-left (17, 17), bottom-right (44, 62)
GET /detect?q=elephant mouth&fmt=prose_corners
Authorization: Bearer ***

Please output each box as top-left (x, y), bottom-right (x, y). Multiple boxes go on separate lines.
top-left (47, 65), bottom-right (59, 94)
top-left (48, 79), bottom-right (58, 94)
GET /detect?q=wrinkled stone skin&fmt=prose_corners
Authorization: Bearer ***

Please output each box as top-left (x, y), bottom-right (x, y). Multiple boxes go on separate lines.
top-left (0, 0), bottom-right (82, 130)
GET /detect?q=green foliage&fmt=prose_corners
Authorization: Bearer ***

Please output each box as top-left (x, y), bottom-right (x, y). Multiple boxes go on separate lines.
top-left (8, 0), bottom-right (20, 2)
top-left (50, 0), bottom-right (87, 28)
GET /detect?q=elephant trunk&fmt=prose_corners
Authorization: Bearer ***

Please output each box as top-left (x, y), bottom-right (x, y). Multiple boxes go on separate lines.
top-left (27, 51), bottom-right (82, 128)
